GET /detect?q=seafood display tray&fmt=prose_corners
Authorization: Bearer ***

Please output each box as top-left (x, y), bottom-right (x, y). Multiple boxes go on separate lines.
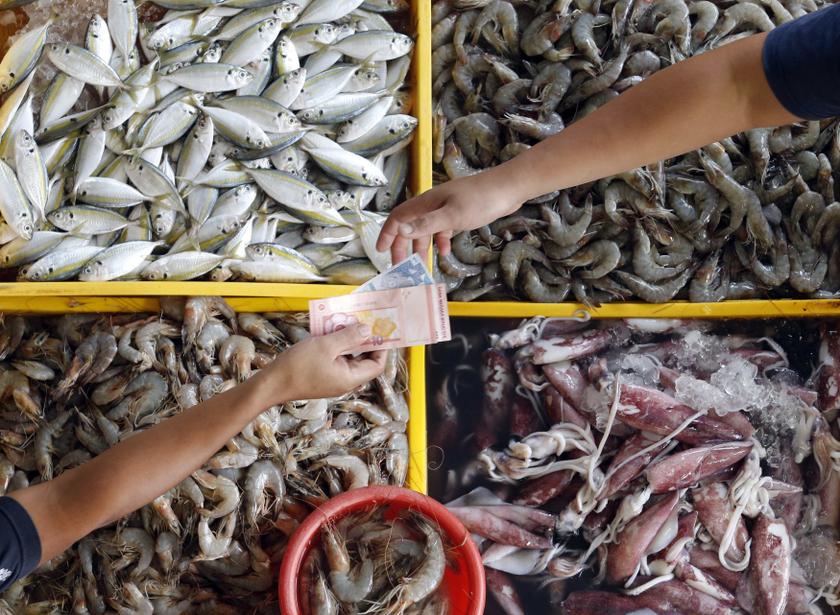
top-left (0, 295), bottom-right (429, 494)
top-left (0, 0), bottom-right (432, 289)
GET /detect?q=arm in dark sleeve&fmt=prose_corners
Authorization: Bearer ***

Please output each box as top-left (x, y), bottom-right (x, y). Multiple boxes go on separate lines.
top-left (763, 3), bottom-right (840, 120)
top-left (0, 496), bottom-right (41, 591)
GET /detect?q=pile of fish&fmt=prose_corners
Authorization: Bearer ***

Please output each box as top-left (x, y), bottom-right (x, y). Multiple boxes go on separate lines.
top-left (432, 0), bottom-right (840, 303)
top-left (0, 0), bottom-right (417, 282)
top-left (429, 316), bottom-right (840, 614)
top-left (0, 297), bottom-right (410, 612)
top-left (304, 509), bottom-right (448, 614)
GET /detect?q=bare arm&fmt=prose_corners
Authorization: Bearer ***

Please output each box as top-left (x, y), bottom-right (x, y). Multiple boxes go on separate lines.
top-left (378, 33), bottom-right (799, 261)
top-left (10, 324), bottom-right (384, 565)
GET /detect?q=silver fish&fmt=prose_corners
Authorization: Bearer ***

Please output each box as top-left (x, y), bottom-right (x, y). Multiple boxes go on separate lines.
top-left (46, 43), bottom-right (124, 87)
top-left (24, 246), bottom-right (104, 281)
top-left (162, 63), bottom-right (254, 92)
top-left (48, 206), bottom-right (132, 235)
top-left (140, 251), bottom-right (225, 280)
top-left (0, 21), bottom-right (49, 93)
top-left (78, 240), bottom-right (161, 281)
top-left (221, 17), bottom-right (283, 66)
top-left (14, 130), bottom-right (49, 219)
top-left (0, 159), bottom-right (34, 240)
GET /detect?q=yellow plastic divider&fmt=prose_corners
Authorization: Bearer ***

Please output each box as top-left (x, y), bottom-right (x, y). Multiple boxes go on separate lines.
top-left (448, 298), bottom-right (840, 319)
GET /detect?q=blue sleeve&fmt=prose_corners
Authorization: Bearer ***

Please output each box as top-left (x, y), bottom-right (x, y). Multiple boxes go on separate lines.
top-left (762, 3), bottom-right (840, 120)
top-left (0, 496), bottom-right (41, 591)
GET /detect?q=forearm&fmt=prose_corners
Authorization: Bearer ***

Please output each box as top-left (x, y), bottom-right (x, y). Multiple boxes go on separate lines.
top-left (491, 33), bottom-right (798, 203)
top-left (12, 368), bottom-right (283, 563)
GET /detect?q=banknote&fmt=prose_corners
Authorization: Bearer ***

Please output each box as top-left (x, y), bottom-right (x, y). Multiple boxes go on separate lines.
top-left (310, 283), bottom-right (451, 350)
top-left (354, 253), bottom-right (434, 294)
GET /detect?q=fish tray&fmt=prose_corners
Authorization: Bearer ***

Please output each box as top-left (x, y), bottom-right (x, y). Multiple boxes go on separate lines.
top-left (0, 0), bottom-right (432, 292)
top-left (0, 295), bottom-right (429, 493)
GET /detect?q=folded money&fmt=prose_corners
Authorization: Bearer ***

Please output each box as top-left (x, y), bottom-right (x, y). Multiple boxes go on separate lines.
top-left (310, 283), bottom-right (451, 350)
top-left (354, 253), bottom-right (434, 294)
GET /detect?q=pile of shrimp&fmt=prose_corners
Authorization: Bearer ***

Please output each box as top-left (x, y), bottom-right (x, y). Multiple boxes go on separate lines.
top-left (428, 316), bottom-right (840, 614)
top-left (0, 296), bottom-right (410, 613)
top-left (304, 508), bottom-right (448, 614)
top-left (432, 0), bottom-right (840, 303)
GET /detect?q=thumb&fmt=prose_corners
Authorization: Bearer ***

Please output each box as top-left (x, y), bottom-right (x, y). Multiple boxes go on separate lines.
top-left (328, 323), bottom-right (372, 354)
top-left (348, 350), bottom-right (387, 381)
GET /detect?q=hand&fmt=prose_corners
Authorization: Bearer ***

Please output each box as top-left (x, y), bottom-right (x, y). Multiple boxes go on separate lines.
top-left (376, 169), bottom-right (523, 263)
top-left (265, 324), bottom-right (387, 402)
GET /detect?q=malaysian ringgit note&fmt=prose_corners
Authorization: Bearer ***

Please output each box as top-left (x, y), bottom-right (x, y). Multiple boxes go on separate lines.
top-left (310, 283), bottom-right (451, 350)
top-left (354, 253), bottom-right (434, 293)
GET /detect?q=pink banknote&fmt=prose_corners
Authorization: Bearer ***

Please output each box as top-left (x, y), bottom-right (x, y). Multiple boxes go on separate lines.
top-left (309, 283), bottom-right (451, 350)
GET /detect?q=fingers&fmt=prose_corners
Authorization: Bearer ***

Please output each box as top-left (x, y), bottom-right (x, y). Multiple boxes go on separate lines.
top-left (349, 350), bottom-right (387, 381)
top-left (435, 230), bottom-right (453, 256)
top-left (326, 323), bottom-right (373, 354)
top-left (390, 234), bottom-right (412, 265)
top-left (400, 207), bottom-right (457, 240)
top-left (413, 236), bottom-right (431, 259)
top-left (376, 192), bottom-right (438, 252)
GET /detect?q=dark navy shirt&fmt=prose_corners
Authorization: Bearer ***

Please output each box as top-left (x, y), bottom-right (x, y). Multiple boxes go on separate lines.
top-left (0, 496), bottom-right (40, 591)
top-left (763, 2), bottom-right (840, 120)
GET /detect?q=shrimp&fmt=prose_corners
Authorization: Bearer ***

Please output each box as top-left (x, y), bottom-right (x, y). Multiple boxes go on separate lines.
top-left (152, 492), bottom-right (181, 536)
top-left (312, 570), bottom-right (339, 615)
top-left (572, 12), bottom-right (609, 66)
top-left (383, 518), bottom-right (446, 612)
top-left (562, 239), bottom-right (621, 280)
top-left (34, 410), bottom-right (72, 480)
top-left (209, 437), bottom-right (258, 470)
top-left (431, 44), bottom-right (456, 82)
top-left (713, 2), bottom-right (775, 39)
top-left (196, 512), bottom-right (237, 561)
top-left (386, 432), bottom-right (409, 485)
top-left (182, 297), bottom-right (237, 350)
top-left (633, 226), bottom-right (690, 283)
top-left (112, 527), bottom-right (155, 578)
top-left (193, 469), bottom-right (240, 519)
top-left (561, 41), bottom-right (630, 110)
top-left (107, 372), bottom-right (168, 425)
top-left (735, 229), bottom-right (789, 288)
top-left (500, 240), bottom-right (552, 289)
top-left (135, 321), bottom-right (179, 370)
top-left (492, 78), bottom-right (531, 115)
top-left (453, 11), bottom-right (479, 63)
top-left (451, 231), bottom-right (498, 265)
top-left (689, 250), bottom-right (729, 302)
top-left (541, 198), bottom-right (592, 248)
top-left (615, 267), bottom-right (695, 303)
top-left (472, 1), bottom-right (519, 57)
top-left (689, 0), bottom-right (718, 46)
top-left (330, 552), bottom-right (374, 603)
top-left (442, 139), bottom-right (481, 179)
top-left (218, 335), bottom-right (256, 382)
top-left (244, 460), bottom-right (285, 526)
top-left (521, 12), bottom-right (571, 57)
top-left (238, 313), bottom-right (283, 347)
top-left (376, 375), bottom-right (410, 422)
top-left (501, 112), bottom-right (564, 140)
top-left (0, 316), bottom-right (26, 361)
top-left (320, 455), bottom-right (370, 490)
top-left (431, 13), bottom-right (457, 50)
top-left (521, 263), bottom-right (571, 302)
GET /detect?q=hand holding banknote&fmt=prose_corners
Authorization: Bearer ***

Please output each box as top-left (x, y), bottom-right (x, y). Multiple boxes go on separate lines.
top-left (309, 255), bottom-right (452, 351)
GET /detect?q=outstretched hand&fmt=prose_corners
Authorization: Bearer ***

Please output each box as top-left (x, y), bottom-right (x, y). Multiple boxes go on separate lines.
top-left (269, 324), bottom-right (386, 401)
top-left (376, 171), bottom-right (523, 263)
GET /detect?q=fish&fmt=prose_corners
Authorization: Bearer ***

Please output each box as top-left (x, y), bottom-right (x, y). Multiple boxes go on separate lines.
top-left (0, 0), bottom-right (415, 282)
